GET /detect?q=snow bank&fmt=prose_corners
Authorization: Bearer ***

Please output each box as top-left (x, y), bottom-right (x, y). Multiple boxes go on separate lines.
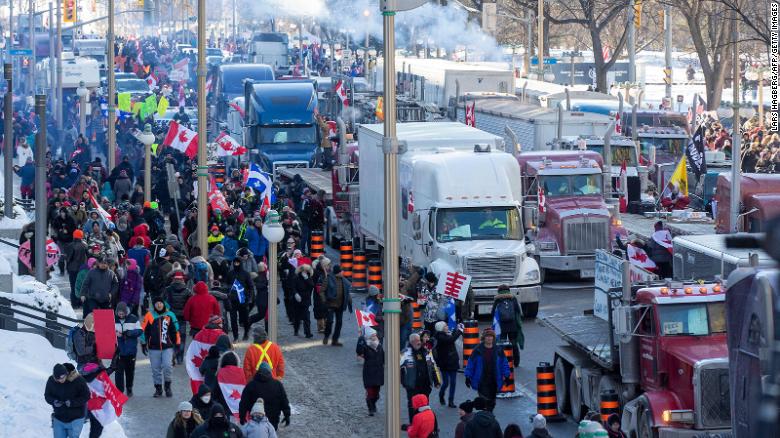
top-left (0, 254), bottom-right (10, 275)
top-left (0, 275), bottom-right (77, 320)
top-left (0, 330), bottom-right (128, 438)
top-left (0, 205), bottom-right (31, 229)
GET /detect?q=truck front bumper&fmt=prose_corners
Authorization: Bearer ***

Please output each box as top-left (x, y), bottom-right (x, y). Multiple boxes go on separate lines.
top-left (658, 427), bottom-right (732, 438)
top-left (539, 254), bottom-right (596, 278)
top-left (473, 284), bottom-right (541, 312)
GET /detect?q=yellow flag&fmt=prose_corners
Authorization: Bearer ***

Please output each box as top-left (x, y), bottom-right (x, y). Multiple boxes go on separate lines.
top-left (157, 96), bottom-right (169, 116)
top-left (375, 96), bottom-right (384, 121)
top-left (118, 93), bottom-right (132, 113)
top-left (667, 156), bottom-right (688, 196)
top-left (132, 101), bottom-right (143, 115)
top-left (151, 143), bottom-right (159, 155)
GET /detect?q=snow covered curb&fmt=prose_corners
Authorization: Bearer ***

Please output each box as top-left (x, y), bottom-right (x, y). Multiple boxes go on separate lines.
top-left (0, 275), bottom-right (76, 320)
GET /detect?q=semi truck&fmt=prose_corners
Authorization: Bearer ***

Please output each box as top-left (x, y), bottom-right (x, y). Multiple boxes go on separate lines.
top-left (516, 150), bottom-right (626, 280)
top-left (357, 122), bottom-right (542, 317)
top-left (543, 250), bottom-right (731, 437)
top-left (242, 80), bottom-right (319, 175)
top-left (672, 233), bottom-right (774, 282)
top-left (714, 173), bottom-right (780, 234)
top-left (250, 32), bottom-right (290, 75)
top-left (215, 64), bottom-right (275, 121)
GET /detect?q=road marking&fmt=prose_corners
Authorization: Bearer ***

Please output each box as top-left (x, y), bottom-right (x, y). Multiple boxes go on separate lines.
top-left (513, 380), bottom-right (537, 403)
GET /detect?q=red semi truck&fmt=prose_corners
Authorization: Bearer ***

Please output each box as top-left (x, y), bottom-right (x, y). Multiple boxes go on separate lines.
top-left (714, 173), bottom-right (780, 234)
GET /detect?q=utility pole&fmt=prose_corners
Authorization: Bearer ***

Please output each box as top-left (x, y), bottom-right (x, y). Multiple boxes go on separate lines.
top-left (28, 0), bottom-right (33, 95)
top-left (628, 0), bottom-right (637, 84)
top-left (729, 12), bottom-right (741, 234)
top-left (537, 0), bottom-right (543, 79)
top-left (9, 0), bottom-right (13, 93)
top-left (48, 3), bottom-right (54, 114)
top-left (3, 64), bottom-right (13, 219)
top-left (196, 0), bottom-right (208, 253)
top-left (56, 1), bottom-right (62, 130)
top-left (107, 0), bottom-right (116, 170)
top-left (34, 94), bottom-right (46, 283)
top-left (524, 11), bottom-right (532, 77)
top-left (663, 7), bottom-right (672, 100)
top-left (231, 0), bottom-right (236, 46)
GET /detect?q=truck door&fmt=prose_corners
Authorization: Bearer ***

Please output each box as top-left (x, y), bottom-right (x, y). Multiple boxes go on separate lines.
top-left (637, 306), bottom-right (661, 389)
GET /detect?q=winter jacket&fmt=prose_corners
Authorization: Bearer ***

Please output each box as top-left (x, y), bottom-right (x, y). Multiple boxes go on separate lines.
top-left (243, 340), bottom-right (285, 382)
top-left (253, 274), bottom-right (269, 319)
top-left (15, 162), bottom-right (35, 186)
top-left (119, 268), bottom-right (142, 306)
top-left (115, 314), bottom-right (143, 356)
top-left (72, 327), bottom-right (97, 366)
top-left (200, 347), bottom-right (221, 396)
top-left (74, 266), bottom-right (90, 299)
top-left (140, 304), bottom-right (180, 350)
top-left (225, 266), bottom-right (255, 306)
top-left (166, 416), bottom-right (201, 438)
top-left (356, 338), bottom-right (385, 387)
top-left (463, 410), bottom-right (503, 438)
top-left (184, 281), bottom-right (222, 330)
top-left (293, 265), bottom-right (315, 308)
top-left (241, 416), bottom-right (277, 438)
top-left (238, 370), bottom-right (291, 427)
top-left (44, 369), bottom-right (91, 423)
top-left (190, 419), bottom-right (244, 438)
top-left (127, 245), bottom-right (151, 275)
top-left (113, 176), bottom-right (133, 202)
top-left (243, 226), bottom-right (267, 261)
top-left (81, 267), bottom-right (119, 304)
top-left (407, 394), bottom-right (436, 438)
top-left (166, 280), bottom-right (192, 318)
top-left (400, 346), bottom-right (441, 391)
top-left (144, 257), bottom-right (173, 296)
top-left (189, 255), bottom-right (214, 285)
top-left (455, 412), bottom-right (474, 438)
top-left (131, 224), bottom-right (152, 249)
top-left (64, 240), bottom-right (88, 273)
top-left (190, 383), bottom-right (215, 419)
top-left (464, 343), bottom-right (511, 394)
top-left (222, 236), bottom-right (239, 261)
top-left (489, 293), bottom-right (525, 349)
top-left (434, 329), bottom-right (463, 371)
top-left (323, 275), bottom-right (352, 311)
top-left (529, 428), bottom-right (554, 438)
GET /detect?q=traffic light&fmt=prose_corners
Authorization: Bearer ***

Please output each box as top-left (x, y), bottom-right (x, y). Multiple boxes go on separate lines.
top-left (633, 0), bottom-right (642, 27)
top-left (63, 0), bottom-right (77, 23)
top-left (137, 0), bottom-right (144, 7)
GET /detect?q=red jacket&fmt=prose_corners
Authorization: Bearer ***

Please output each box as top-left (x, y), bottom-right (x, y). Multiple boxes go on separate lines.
top-left (407, 394), bottom-right (436, 438)
top-left (183, 281), bottom-right (221, 330)
top-left (131, 224), bottom-right (151, 249)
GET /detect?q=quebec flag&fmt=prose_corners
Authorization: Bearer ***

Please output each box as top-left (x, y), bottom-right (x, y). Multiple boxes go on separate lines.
top-left (232, 279), bottom-right (245, 304)
top-left (445, 298), bottom-right (458, 331)
top-left (492, 308), bottom-right (502, 338)
top-left (246, 163), bottom-right (274, 208)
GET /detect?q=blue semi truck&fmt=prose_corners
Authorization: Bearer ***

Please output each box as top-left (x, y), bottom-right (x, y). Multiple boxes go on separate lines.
top-left (242, 80), bottom-right (320, 175)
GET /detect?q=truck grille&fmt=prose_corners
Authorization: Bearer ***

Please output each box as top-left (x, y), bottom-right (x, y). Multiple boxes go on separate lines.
top-left (465, 257), bottom-right (517, 285)
top-left (698, 366), bottom-right (731, 428)
top-left (563, 218), bottom-right (609, 254)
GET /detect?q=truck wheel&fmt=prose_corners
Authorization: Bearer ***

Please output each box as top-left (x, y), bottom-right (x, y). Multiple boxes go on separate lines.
top-left (521, 302), bottom-right (539, 319)
top-left (638, 407), bottom-right (657, 438)
top-left (569, 367), bottom-right (585, 421)
top-left (554, 358), bottom-right (570, 415)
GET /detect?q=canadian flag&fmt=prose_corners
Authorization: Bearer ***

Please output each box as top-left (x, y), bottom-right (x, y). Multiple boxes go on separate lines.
top-left (627, 244), bottom-right (657, 271)
top-left (356, 309), bottom-right (378, 329)
top-left (538, 183), bottom-right (546, 214)
top-left (617, 160), bottom-right (627, 213)
top-left (146, 73), bottom-right (158, 90)
top-left (179, 81), bottom-right (187, 107)
top-left (435, 271), bottom-right (472, 301)
top-left (185, 328), bottom-right (223, 394)
top-left (228, 101), bottom-right (245, 118)
top-left (335, 80), bottom-right (349, 107)
top-left (217, 364), bottom-right (247, 418)
top-left (615, 112), bottom-right (622, 134)
top-left (87, 370), bottom-right (129, 426)
top-left (162, 120), bottom-right (198, 159)
top-left (652, 229), bottom-right (674, 255)
top-left (208, 178), bottom-right (231, 213)
top-left (215, 132), bottom-right (247, 157)
top-left (464, 101), bottom-right (476, 127)
top-left (206, 77), bottom-right (213, 92)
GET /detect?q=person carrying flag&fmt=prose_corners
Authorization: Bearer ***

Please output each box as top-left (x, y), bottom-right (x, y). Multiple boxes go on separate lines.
top-left (225, 257), bottom-right (255, 342)
top-left (490, 285), bottom-right (524, 368)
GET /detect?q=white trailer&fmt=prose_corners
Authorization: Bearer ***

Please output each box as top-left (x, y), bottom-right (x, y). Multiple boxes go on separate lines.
top-left (357, 122), bottom-right (541, 316)
top-left (36, 52), bottom-right (100, 89)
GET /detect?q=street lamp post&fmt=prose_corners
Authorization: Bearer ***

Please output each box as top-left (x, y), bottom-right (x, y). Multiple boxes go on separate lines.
top-left (139, 124), bottom-right (156, 202)
top-left (34, 94), bottom-right (47, 283)
top-left (107, 0), bottom-right (116, 171)
top-left (3, 64), bottom-right (13, 219)
top-left (262, 210), bottom-right (285, 343)
top-left (196, 0), bottom-right (208, 254)
top-left (76, 81), bottom-right (88, 136)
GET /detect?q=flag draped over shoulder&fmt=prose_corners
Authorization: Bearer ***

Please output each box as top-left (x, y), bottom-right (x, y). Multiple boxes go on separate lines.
top-left (185, 328), bottom-right (223, 394)
top-left (87, 370), bottom-right (128, 426)
top-left (217, 365), bottom-right (246, 418)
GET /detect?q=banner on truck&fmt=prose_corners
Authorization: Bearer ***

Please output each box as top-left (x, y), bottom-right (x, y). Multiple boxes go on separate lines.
top-left (594, 250), bottom-right (657, 320)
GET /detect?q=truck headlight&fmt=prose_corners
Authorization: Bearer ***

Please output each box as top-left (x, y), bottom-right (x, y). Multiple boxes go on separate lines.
top-left (661, 410), bottom-right (694, 424)
top-left (538, 241), bottom-right (558, 252)
top-left (524, 269), bottom-right (540, 282)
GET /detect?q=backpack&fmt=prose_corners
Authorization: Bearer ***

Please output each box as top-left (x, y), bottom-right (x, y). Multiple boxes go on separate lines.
top-left (65, 325), bottom-right (80, 361)
top-left (191, 261), bottom-right (209, 284)
top-left (497, 299), bottom-right (515, 324)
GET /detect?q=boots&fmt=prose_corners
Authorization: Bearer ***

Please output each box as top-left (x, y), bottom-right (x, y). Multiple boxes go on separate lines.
top-left (153, 384), bottom-right (163, 398)
top-left (367, 399), bottom-right (374, 416)
top-left (439, 393), bottom-right (445, 406)
top-left (164, 381), bottom-right (172, 397)
top-left (317, 319), bottom-right (325, 333)
top-left (242, 329), bottom-right (249, 341)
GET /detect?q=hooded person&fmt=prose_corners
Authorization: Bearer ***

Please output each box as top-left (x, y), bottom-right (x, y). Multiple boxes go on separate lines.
top-left (239, 363), bottom-right (291, 430)
top-left (243, 325), bottom-right (285, 382)
top-left (119, 258), bottom-right (143, 315)
top-left (241, 399), bottom-right (277, 438)
top-left (463, 396), bottom-right (502, 438)
top-left (200, 344), bottom-right (223, 399)
top-left (225, 255), bottom-right (255, 341)
top-left (406, 394), bottom-right (437, 438)
top-left (212, 351), bottom-right (243, 414)
top-left (114, 301), bottom-right (143, 396)
top-left (167, 270), bottom-right (193, 363)
top-left (65, 229), bottom-right (89, 307)
top-left (292, 261), bottom-right (315, 338)
top-left (189, 403), bottom-right (243, 438)
top-left (190, 383), bottom-right (215, 420)
top-left (184, 281), bottom-right (222, 336)
top-left (45, 363), bottom-right (91, 437)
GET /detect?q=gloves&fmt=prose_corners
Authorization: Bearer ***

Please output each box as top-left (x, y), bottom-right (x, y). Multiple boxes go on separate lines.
top-left (52, 400), bottom-right (64, 408)
top-left (64, 400), bottom-right (71, 407)
top-left (457, 323), bottom-right (465, 332)
top-left (80, 296), bottom-right (86, 302)
top-left (282, 415), bottom-right (290, 427)
top-left (294, 293), bottom-right (302, 303)
top-left (465, 378), bottom-right (471, 389)
top-left (141, 345), bottom-right (148, 356)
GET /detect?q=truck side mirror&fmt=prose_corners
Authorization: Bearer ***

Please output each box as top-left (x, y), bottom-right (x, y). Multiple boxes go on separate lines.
top-left (412, 212), bottom-right (421, 232)
top-left (613, 305), bottom-right (632, 341)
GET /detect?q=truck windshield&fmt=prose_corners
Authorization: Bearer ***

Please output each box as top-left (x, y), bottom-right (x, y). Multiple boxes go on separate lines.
top-left (540, 174), bottom-right (603, 197)
top-left (586, 145), bottom-right (637, 167)
top-left (257, 125), bottom-right (316, 144)
top-left (639, 136), bottom-right (686, 158)
top-left (658, 302), bottom-right (726, 336)
top-left (435, 207), bottom-right (522, 242)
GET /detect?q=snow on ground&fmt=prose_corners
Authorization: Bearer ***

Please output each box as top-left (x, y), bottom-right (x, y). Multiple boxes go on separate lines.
top-left (0, 204), bottom-right (32, 229)
top-left (1, 275), bottom-right (77, 319)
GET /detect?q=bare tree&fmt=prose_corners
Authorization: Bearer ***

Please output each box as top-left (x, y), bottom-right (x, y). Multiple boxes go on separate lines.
top-left (714, 0), bottom-right (771, 60)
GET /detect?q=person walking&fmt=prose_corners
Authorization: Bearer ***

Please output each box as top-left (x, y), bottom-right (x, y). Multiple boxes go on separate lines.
top-left (72, 313), bottom-right (98, 369)
top-left (464, 396), bottom-right (502, 438)
top-left (491, 286), bottom-right (524, 367)
top-left (322, 264), bottom-right (353, 346)
top-left (166, 401), bottom-right (203, 438)
top-left (199, 335), bottom-right (232, 401)
top-left (190, 384), bottom-right (214, 420)
top-left (454, 400), bottom-right (475, 438)
top-left (434, 320), bottom-right (463, 407)
top-left (141, 296), bottom-right (180, 397)
top-left (183, 281), bottom-right (222, 338)
top-left (166, 270), bottom-right (192, 364)
top-left (45, 363), bottom-right (91, 438)
top-left (239, 362), bottom-right (291, 430)
top-left (248, 262), bottom-right (269, 331)
top-left (225, 257), bottom-right (255, 341)
top-left (114, 302), bottom-right (142, 396)
top-left (243, 325), bottom-right (285, 381)
top-left (241, 400), bottom-right (277, 438)
top-left (292, 261), bottom-right (315, 338)
top-left (80, 255), bottom-right (119, 316)
top-left (400, 333), bottom-right (441, 424)
top-left (190, 404), bottom-right (244, 438)
top-left (64, 230), bottom-right (88, 308)
top-left (312, 257), bottom-right (331, 333)
top-left (355, 326), bottom-right (384, 416)
top-left (119, 259), bottom-right (143, 316)
top-left (406, 394), bottom-right (438, 438)
top-left (464, 328), bottom-right (510, 402)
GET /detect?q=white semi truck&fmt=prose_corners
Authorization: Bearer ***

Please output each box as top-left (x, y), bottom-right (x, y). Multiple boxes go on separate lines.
top-left (357, 122), bottom-right (542, 317)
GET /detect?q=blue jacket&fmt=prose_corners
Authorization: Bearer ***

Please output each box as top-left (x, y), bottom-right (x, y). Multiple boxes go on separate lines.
top-left (222, 236), bottom-right (239, 261)
top-left (244, 226), bottom-right (268, 259)
top-left (464, 343), bottom-right (510, 393)
top-left (115, 314), bottom-right (143, 356)
top-left (127, 246), bottom-right (151, 275)
top-left (15, 163), bottom-right (35, 186)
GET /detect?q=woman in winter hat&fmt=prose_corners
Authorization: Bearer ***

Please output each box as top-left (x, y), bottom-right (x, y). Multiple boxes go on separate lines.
top-left (241, 399), bottom-right (278, 438)
top-left (356, 326), bottom-right (385, 416)
top-left (166, 401), bottom-right (203, 438)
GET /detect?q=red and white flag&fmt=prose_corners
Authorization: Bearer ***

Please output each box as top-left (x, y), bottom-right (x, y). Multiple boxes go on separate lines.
top-left (335, 80), bottom-right (349, 107)
top-left (602, 46), bottom-right (610, 63)
top-left (217, 364), bottom-right (246, 418)
top-left (178, 81), bottom-right (187, 107)
top-left (615, 112), bottom-right (622, 134)
top-left (652, 229), bottom-right (674, 254)
top-left (162, 120), bottom-right (198, 159)
top-left (215, 132), bottom-right (247, 157)
top-left (205, 77), bottom-right (213, 92)
top-left (538, 184), bottom-right (546, 214)
top-left (146, 73), bottom-right (158, 90)
top-left (208, 178), bottom-right (231, 213)
top-left (355, 309), bottom-right (378, 329)
top-left (618, 160), bottom-right (627, 213)
top-left (464, 101), bottom-right (476, 127)
top-left (627, 244), bottom-right (657, 271)
top-left (435, 272), bottom-right (472, 301)
top-left (228, 101), bottom-right (245, 118)
top-left (185, 328), bottom-right (223, 394)
top-left (87, 191), bottom-right (113, 225)
top-left (87, 370), bottom-right (129, 426)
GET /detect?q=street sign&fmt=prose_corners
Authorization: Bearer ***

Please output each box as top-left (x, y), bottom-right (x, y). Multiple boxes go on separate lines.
top-left (9, 49), bottom-right (32, 56)
top-left (676, 94), bottom-right (684, 103)
top-left (530, 57), bottom-right (558, 65)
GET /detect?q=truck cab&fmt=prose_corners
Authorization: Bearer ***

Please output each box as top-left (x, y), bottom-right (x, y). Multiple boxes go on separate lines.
top-left (215, 64), bottom-right (274, 121)
top-left (517, 150), bottom-right (625, 279)
top-left (714, 173), bottom-right (780, 234)
top-left (243, 80), bottom-right (319, 176)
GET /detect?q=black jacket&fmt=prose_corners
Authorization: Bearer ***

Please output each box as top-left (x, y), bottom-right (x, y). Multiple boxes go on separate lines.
top-left (44, 371), bottom-right (91, 423)
top-left (356, 338), bottom-right (385, 387)
top-left (64, 240), bottom-right (88, 273)
top-left (166, 417), bottom-right (201, 438)
top-left (253, 274), bottom-right (269, 317)
top-left (73, 327), bottom-right (98, 366)
top-left (199, 347), bottom-right (220, 394)
top-left (189, 420), bottom-right (243, 438)
top-left (166, 281), bottom-right (192, 317)
top-left (293, 270), bottom-right (315, 307)
top-left (190, 383), bottom-right (215, 420)
top-left (238, 371), bottom-right (291, 426)
top-left (463, 410), bottom-right (503, 438)
top-left (225, 266), bottom-right (255, 306)
top-left (434, 329), bottom-right (463, 371)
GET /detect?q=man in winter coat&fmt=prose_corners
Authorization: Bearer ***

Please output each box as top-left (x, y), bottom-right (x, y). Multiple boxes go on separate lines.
top-left (190, 404), bottom-right (244, 438)
top-left (143, 248), bottom-right (173, 307)
top-left (114, 301), bottom-right (142, 396)
top-left (184, 281), bottom-right (222, 337)
top-left (65, 230), bottom-right (89, 307)
top-left (464, 328), bottom-right (510, 402)
top-left (406, 394), bottom-right (437, 438)
top-left (401, 333), bottom-right (440, 423)
top-left (243, 325), bottom-right (285, 381)
top-left (356, 326), bottom-right (385, 416)
top-left (14, 157), bottom-right (35, 199)
top-left (225, 257), bottom-right (255, 341)
top-left (434, 320), bottom-right (463, 407)
top-left (73, 313), bottom-right (98, 368)
top-left (238, 362), bottom-right (291, 430)
top-left (167, 270), bottom-right (193, 363)
top-left (322, 264), bottom-right (353, 346)
top-left (490, 286), bottom-right (524, 367)
top-left (44, 363), bottom-right (91, 438)
top-left (80, 256), bottom-right (119, 316)
top-left (464, 396), bottom-right (502, 438)
top-left (241, 399), bottom-right (277, 438)
top-left (248, 263), bottom-right (269, 330)
top-left (141, 296), bottom-right (180, 397)
top-left (292, 262), bottom-right (315, 338)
